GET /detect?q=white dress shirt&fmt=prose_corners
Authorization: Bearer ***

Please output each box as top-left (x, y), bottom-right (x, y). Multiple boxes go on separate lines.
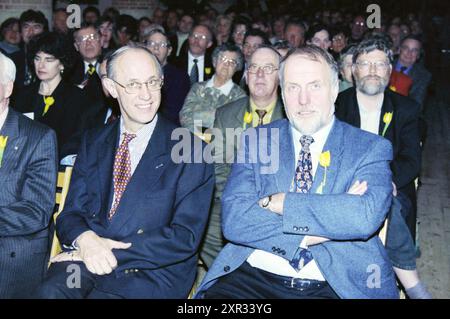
top-left (188, 51), bottom-right (205, 82)
top-left (357, 91), bottom-right (383, 135)
top-left (247, 116), bottom-right (336, 281)
top-left (83, 60), bottom-right (100, 75)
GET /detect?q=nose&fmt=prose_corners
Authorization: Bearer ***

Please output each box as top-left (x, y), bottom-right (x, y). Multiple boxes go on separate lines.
top-left (138, 84), bottom-right (153, 101)
top-left (256, 67), bottom-right (265, 78)
top-left (298, 89), bottom-right (310, 106)
top-left (368, 63), bottom-right (378, 74)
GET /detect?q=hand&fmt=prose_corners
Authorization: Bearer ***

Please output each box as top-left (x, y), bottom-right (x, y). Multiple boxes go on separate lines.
top-left (347, 180), bottom-right (368, 195)
top-left (76, 231), bottom-right (131, 276)
top-left (392, 182), bottom-right (397, 197)
top-left (50, 251), bottom-right (82, 263)
top-left (258, 193), bottom-right (285, 215)
top-left (304, 235), bottom-right (330, 246)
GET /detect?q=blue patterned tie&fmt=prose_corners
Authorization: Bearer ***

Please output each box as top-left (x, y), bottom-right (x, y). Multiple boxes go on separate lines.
top-left (290, 135), bottom-right (314, 271)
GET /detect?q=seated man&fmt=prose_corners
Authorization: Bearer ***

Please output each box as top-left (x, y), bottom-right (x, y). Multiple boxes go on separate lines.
top-left (195, 46), bottom-right (399, 299)
top-left (0, 52), bottom-right (58, 298)
top-left (34, 45), bottom-right (214, 299)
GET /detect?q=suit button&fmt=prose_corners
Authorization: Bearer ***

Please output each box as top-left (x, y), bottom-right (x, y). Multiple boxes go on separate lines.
top-left (304, 226), bottom-right (309, 232)
top-left (293, 226), bottom-right (298, 231)
top-left (10, 252), bottom-right (16, 258)
top-left (299, 227), bottom-right (304, 232)
top-left (272, 246), bottom-right (276, 252)
top-left (224, 266), bottom-right (230, 272)
top-left (282, 250), bottom-right (286, 255)
top-left (134, 269), bottom-right (139, 272)
top-left (125, 270), bottom-right (129, 274)
top-left (137, 229), bottom-right (144, 234)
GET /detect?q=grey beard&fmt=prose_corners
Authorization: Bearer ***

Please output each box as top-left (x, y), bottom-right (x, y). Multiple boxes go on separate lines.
top-left (356, 76), bottom-right (388, 96)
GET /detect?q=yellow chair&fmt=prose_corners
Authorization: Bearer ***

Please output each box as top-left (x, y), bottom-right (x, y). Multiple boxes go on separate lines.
top-left (48, 166), bottom-right (73, 266)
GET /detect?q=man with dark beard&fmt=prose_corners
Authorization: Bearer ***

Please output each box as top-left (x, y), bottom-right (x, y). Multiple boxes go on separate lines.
top-left (335, 38), bottom-right (431, 299)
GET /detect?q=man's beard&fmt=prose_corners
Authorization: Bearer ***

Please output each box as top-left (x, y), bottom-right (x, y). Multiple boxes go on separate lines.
top-left (355, 75), bottom-right (389, 95)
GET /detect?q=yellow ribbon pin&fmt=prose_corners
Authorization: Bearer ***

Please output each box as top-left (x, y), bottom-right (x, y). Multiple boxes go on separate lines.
top-left (0, 135), bottom-right (8, 168)
top-left (43, 96), bottom-right (55, 116)
top-left (242, 111), bottom-right (252, 129)
top-left (381, 112), bottom-right (393, 137)
top-left (316, 151), bottom-right (331, 194)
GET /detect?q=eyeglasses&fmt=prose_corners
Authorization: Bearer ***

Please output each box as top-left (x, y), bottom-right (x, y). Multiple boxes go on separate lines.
top-left (145, 41), bottom-right (170, 49)
top-left (76, 33), bottom-right (100, 44)
top-left (243, 43), bottom-right (262, 51)
top-left (218, 55), bottom-right (238, 67)
top-left (110, 77), bottom-right (164, 94)
top-left (355, 60), bottom-right (390, 71)
top-left (190, 33), bottom-right (208, 41)
top-left (247, 64), bottom-right (279, 74)
top-left (400, 46), bottom-right (420, 54)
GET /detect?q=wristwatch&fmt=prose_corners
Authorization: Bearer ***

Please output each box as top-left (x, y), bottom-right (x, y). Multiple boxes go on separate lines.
top-left (261, 195), bottom-right (272, 208)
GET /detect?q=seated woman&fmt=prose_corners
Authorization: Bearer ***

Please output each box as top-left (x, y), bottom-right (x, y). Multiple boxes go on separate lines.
top-left (14, 32), bottom-right (90, 159)
top-left (305, 24), bottom-right (332, 52)
top-left (179, 43), bottom-right (246, 134)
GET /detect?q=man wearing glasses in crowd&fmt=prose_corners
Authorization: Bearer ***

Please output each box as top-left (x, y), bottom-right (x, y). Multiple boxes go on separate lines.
top-left (199, 46), bottom-right (286, 272)
top-left (175, 24), bottom-right (214, 84)
top-left (34, 45), bottom-right (214, 299)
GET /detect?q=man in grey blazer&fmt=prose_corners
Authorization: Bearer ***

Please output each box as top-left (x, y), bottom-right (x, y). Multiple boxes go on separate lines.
top-left (0, 52), bottom-right (58, 298)
top-left (199, 46), bottom-right (286, 269)
top-left (195, 46), bottom-right (398, 299)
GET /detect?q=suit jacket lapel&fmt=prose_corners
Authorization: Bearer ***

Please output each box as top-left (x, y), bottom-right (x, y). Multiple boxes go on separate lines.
top-left (349, 89), bottom-right (362, 127)
top-left (311, 119), bottom-right (344, 194)
top-left (0, 109), bottom-right (26, 172)
top-left (97, 122), bottom-right (119, 225)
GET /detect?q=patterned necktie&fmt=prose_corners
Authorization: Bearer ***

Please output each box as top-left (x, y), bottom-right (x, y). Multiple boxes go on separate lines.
top-left (294, 135), bottom-right (315, 193)
top-left (290, 135), bottom-right (315, 271)
top-left (255, 109), bottom-right (267, 126)
top-left (190, 58), bottom-right (199, 84)
top-left (400, 66), bottom-right (407, 74)
top-left (108, 132), bottom-right (136, 220)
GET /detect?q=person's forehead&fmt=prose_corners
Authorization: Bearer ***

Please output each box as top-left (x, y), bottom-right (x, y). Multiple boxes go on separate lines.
top-left (77, 27), bottom-right (97, 36)
top-left (221, 50), bottom-right (237, 58)
top-left (357, 49), bottom-right (388, 60)
top-left (245, 35), bottom-right (263, 44)
top-left (23, 21), bottom-right (43, 27)
top-left (116, 51), bottom-right (159, 80)
top-left (286, 25), bottom-right (302, 33)
top-left (285, 56), bottom-right (328, 81)
top-left (193, 26), bottom-right (209, 35)
top-left (403, 39), bottom-right (421, 48)
top-left (149, 33), bottom-right (167, 41)
top-left (251, 48), bottom-right (277, 64)
top-left (181, 16), bottom-right (193, 22)
top-left (314, 30), bottom-right (329, 38)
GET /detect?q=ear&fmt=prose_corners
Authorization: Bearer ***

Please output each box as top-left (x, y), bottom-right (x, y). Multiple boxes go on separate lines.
top-left (167, 46), bottom-right (173, 57)
top-left (102, 78), bottom-right (119, 99)
top-left (74, 42), bottom-right (80, 52)
top-left (207, 40), bottom-right (213, 49)
top-left (4, 81), bottom-right (13, 99)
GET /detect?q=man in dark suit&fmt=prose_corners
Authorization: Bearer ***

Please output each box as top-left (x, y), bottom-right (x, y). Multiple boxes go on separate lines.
top-left (335, 38), bottom-right (431, 299)
top-left (69, 23), bottom-right (104, 106)
top-left (196, 46), bottom-right (398, 299)
top-left (199, 46), bottom-right (285, 270)
top-left (174, 24), bottom-right (214, 85)
top-left (0, 52), bottom-right (58, 298)
top-left (394, 35), bottom-right (431, 109)
top-left (35, 46), bottom-right (214, 299)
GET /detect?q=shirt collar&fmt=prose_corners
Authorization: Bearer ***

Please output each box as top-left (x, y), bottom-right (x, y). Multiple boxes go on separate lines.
top-left (119, 114), bottom-right (158, 144)
top-left (84, 60), bottom-right (98, 73)
top-left (394, 60), bottom-right (413, 74)
top-left (205, 75), bottom-right (234, 96)
top-left (291, 115), bottom-right (335, 153)
top-left (188, 51), bottom-right (205, 62)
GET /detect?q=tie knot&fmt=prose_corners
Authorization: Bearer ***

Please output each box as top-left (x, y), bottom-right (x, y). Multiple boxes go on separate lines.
top-left (122, 132), bottom-right (137, 144)
top-left (400, 66), bottom-right (407, 73)
top-left (255, 109), bottom-right (267, 126)
top-left (193, 59), bottom-right (198, 64)
top-left (300, 135), bottom-right (314, 150)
